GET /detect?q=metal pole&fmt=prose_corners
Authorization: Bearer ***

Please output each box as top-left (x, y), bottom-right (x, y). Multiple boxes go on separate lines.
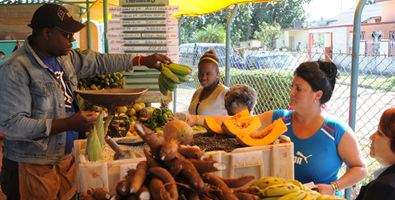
top-left (225, 4), bottom-right (238, 87)
top-left (348, 0), bottom-right (366, 199)
top-left (104, 0), bottom-right (109, 53)
top-left (86, 0), bottom-right (91, 50)
top-left (173, 15), bottom-right (184, 113)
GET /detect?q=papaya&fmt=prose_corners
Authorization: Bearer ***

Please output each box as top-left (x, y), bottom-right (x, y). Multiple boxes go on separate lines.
top-left (203, 118), bottom-right (225, 134)
top-left (221, 116), bottom-right (261, 137)
top-left (236, 118), bottom-right (288, 147)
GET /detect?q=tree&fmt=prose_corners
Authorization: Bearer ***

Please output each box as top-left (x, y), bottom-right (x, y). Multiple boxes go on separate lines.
top-left (309, 16), bottom-right (328, 28)
top-left (254, 22), bottom-right (281, 50)
top-left (195, 23), bottom-right (226, 43)
top-left (251, 0), bottom-right (311, 35)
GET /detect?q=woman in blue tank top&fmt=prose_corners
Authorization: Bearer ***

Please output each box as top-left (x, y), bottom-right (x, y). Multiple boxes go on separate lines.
top-left (187, 61), bottom-right (367, 196)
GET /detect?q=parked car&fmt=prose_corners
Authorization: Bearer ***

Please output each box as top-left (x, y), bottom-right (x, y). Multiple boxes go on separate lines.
top-left (179, 43), bottom-right (227, 67)
top-left (245, 53), bottom-right (292, 70)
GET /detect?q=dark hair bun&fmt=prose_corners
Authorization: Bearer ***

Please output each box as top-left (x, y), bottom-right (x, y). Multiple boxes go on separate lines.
top-left (317, 60), bottom-right (338, 80)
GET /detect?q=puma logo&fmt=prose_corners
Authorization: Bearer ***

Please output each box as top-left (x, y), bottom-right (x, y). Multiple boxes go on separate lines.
top-left (294, 151), bottom-right (312, 165)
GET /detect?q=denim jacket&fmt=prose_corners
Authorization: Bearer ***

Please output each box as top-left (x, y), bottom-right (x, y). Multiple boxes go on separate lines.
top-left (0, 36), bottom-right (135, 165)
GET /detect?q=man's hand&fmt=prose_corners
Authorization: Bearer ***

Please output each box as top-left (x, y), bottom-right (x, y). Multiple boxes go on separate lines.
top-left (140, 53), bottom-right (173, 71)
top-left (67, 111), bottom-right (99, 133)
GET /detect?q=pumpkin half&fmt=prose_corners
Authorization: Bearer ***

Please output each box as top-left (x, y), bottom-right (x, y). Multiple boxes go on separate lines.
top-left (204, 118), bottom-right (225, 134)
top-left (221, 116), bottom-right (261, 137)
top-left (236, 118), bottom-right (288, 147)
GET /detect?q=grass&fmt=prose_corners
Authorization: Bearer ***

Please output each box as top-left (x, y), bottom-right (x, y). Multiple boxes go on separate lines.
top-left (338, 75), bottom-right (395, 92)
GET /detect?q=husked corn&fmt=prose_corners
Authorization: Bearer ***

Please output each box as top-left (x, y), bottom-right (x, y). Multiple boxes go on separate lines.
top-left (83, 143), bottom-right (148, 161)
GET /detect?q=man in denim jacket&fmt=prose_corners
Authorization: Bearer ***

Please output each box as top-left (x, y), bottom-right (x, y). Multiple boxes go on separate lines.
top-left (0, 4), bottom-right (171, 200)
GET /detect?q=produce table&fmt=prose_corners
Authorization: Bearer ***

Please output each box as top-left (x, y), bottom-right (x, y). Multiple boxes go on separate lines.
top-left (73, 134), bottom-right (294, 196)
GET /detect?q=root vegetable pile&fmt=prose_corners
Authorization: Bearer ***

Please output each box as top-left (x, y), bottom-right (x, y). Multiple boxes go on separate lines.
top-left (112, 122), bottom-right (261, 200)
top-left (82, 121), bottom-right (261, 200)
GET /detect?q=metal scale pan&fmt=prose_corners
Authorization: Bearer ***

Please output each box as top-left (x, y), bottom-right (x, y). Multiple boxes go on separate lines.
top-left (75, 88), bottom-right (148, 137)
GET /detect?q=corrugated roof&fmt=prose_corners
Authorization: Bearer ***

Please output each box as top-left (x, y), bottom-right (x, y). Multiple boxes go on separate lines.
top-left (326, 3), bottom-right (382, 26)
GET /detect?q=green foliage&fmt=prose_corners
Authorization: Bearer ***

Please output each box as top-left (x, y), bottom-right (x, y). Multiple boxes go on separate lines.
top-left (254, 22), bottom-right (281, 50)
top-left (251, 0), bottom-right (311, 34)
top-left (195, 23), bottom-right (226, 43)
top-left (179, 1), bottom-right (310, 46)
top-left (191, 68), bottom-right (292, 113)
top-left (308, 16), bottom-right (328, 28)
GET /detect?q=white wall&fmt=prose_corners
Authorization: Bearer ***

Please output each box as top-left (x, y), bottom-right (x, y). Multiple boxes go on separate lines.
top-left (308, 27), bottom-right (348, 53)
top-left (239, 39), bottom-right (262, 48)
top-left (277, 30), bottom-right (309, 51)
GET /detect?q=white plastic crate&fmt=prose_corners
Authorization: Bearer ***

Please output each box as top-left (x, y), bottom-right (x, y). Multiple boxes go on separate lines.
top-left (73, 139), bottom-right (294, 195)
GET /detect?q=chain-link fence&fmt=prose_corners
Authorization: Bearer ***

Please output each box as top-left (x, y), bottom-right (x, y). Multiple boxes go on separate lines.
top-left (174, 45), bottom-right (395, 199)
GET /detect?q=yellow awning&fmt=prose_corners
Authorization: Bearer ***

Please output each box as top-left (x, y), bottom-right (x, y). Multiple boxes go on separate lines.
top-left (80, 0), bottom-right (281, 22)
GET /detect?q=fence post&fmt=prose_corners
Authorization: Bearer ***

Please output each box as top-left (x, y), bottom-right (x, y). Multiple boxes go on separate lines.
top-left (225, 4), bottom-right (239, 87)
top-left (348, 0), bottom-right (367, 199)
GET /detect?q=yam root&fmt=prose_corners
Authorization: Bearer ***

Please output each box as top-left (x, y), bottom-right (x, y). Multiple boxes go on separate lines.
top-left (202, 173), bottom-right (238, 200)
top-left (159, 140), bottom-right (179, 161)
top-left (233, 186), bottom-right (261, 194)
top-left (109, 194), bottom-right (121, 200)
top-left (165, 154), bottom-right (205, 190)
top-left (116, 180), bottom-right (130, 197)
top-left (186, 190), bottom-right (199, 200)
top-left (130, 161), bottom-right (149, 193)
top-left (148, 167), bottom-right (178, 200)
top-left (124, 169), bottom-right (136, 185)
top-left (199, 194), bottom-right (214, 200)
top-left (136, 185), bottom-right (150, 200)
top-left (219, 176), bottom-right (255, 188)
top-left (135, 122), bottom-right (163, 159)
top-left (81, 192), bottom-right (95, 200)
top-left (92, 188), bottom-right (111, 200)
top-left (188, 159), bottom-right (226, 174)
top-left (125, 195), bottom-right (138, 200)
top-left (143, 148), bottom-right (162, 168)
top-left (178, 145), bottom-right (205, 160)
top-left (233, 192), bottom-right (260, 200)
top-left (150, 177), bottom-right (172, 200)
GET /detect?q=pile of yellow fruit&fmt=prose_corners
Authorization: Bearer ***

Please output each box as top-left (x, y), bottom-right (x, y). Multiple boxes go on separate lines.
top-left (252, 177), bottom-right (345, 200)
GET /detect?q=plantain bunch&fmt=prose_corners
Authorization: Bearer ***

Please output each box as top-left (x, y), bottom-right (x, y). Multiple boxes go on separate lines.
top-left (252, 177), bottom-right (346, 200)
top-left (158, 63), bottom-right (192, 96)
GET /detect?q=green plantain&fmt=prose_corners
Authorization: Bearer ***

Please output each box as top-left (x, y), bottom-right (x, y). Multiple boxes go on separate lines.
top-left (161, 66), bottom-right (179, 83)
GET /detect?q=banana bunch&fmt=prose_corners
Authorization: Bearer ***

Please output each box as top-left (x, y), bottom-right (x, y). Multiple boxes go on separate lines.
top-left (158, 63), bottom-right (192, 96)
top-left (252, 177), bottom-right (346, 200)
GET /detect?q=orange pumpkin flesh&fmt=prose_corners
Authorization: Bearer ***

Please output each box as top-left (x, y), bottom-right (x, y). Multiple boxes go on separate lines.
top-left (222, 116), bottom-right (261, 137)
top-left (236, 118), bottom-right (288, 147)
top-left (204, 118), bottom-right (225, 134)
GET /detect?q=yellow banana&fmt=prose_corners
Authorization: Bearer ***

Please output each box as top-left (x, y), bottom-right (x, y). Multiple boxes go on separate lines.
top-left (161, 66), bottom-right (180, 83)
top-left (277, 190), bottom-right (306, 200)
top-left (164, 63), bottom-right (192, 75)
top-left (311, 191), bottom-right (321, 198)
top-left (288, 179), bottom-right (304, 190)
top-left (302, 191), bottom-right (317, 200)
top-left (158, 75), bottom-right (168, 96)
top-left (160, 74), bottom-right (177, 91)
top-left (252, 177), bottom-right (290, 190)
top-left (261, 184), bottom-right (300, 197)
top-left (316, 195), bottom-right (345, 200)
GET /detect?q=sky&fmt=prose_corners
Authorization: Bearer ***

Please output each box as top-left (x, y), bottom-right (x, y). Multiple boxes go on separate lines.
top-left (303, 0), bottom-right (358, 22)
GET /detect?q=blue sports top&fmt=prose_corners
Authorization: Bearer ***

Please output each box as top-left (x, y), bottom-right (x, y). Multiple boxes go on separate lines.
top-left (273, 110), bottom-right (349, 185)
